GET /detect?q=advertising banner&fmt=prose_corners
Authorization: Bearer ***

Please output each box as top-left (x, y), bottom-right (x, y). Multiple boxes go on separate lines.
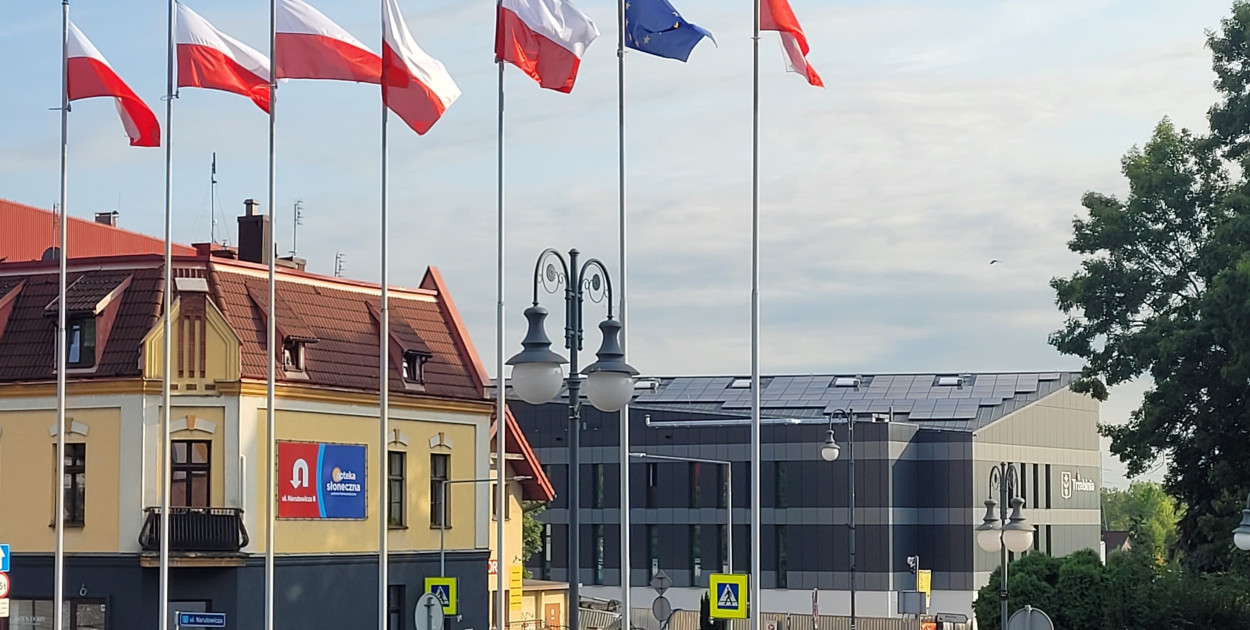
top-left (278, 441), bottom-right (367, 519)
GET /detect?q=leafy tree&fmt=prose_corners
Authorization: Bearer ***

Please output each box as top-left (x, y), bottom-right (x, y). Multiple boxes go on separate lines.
top-left (1100, 482), bottom-right (1182, 563)
top-left (522, 501), bottom-right (546, 565)
top-left (1047, 5), bottom-right (1250, 565)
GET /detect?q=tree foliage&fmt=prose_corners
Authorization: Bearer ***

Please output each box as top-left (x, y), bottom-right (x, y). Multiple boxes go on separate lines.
top-left (1100, 482), bottom-right (1182, 563)
top-left (974, 550), bottom-right (1250, 629)
top-left (522, 500), bottom-right (546, 566)
top-left (1049, 1), bottom-right (1250, 571)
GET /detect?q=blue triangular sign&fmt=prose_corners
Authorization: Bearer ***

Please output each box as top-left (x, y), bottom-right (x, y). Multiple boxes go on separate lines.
top-left (433, 585), bottom-right (449, 605)
top-left (718, 583), bottom-right (739, 608)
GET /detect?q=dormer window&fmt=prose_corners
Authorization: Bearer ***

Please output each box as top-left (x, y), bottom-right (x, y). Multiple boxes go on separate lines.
top-left (402, 351), bottom-right (429, 384)
top-left (283, 339), bottom-right (305, 372)
top-left (67, 316), bottom-right (96, 368)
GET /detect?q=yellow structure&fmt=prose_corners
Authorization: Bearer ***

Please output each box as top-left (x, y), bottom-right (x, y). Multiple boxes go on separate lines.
top-left (0, 243), bottom-right (554, 630)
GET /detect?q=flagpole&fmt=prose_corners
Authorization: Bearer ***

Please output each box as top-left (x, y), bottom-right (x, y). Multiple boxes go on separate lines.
top-left (494, 44), bottom-right (508, 630)
top-left (615, 1), bottom-right (632, 629)
top-left (378, 72), bottom-right (392, 630)
top-left (264, 0), bottom-right (278, 624)
top-left (749, 0), bottom-right (762, 630)
top-left (55, 4), bottom-right (69, 630)
top-left (159, 0), bottom-right (177, 626)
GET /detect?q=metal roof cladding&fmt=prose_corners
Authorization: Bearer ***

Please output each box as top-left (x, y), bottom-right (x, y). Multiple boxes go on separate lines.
top-left (0, 198), bottom-right (198, 262)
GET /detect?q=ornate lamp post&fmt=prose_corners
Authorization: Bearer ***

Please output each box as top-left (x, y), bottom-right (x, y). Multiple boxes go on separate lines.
top-left (974, 463), bottom-right (1035, 630)
top-left (818, 409), bottom-right (855, 630)
top-left (1231, 492), bottom-right (1250, 551)
top-left (507, 248), bottom-right (639, 630)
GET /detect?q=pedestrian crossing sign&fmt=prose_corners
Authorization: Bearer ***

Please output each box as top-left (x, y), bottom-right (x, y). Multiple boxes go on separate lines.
top-left (709, 573), bottom-right (748, 619)
top-left (425, 577), bottom-right (458, 615)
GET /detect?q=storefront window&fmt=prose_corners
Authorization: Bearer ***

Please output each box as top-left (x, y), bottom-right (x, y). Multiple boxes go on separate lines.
top-left (9, 599), bottom-right (106, 630)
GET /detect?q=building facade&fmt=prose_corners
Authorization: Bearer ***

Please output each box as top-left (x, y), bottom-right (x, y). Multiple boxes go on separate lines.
top-left (0, 228), bottom-right (551, 629)
top-left (512, 372), bottom-right (1101, 619)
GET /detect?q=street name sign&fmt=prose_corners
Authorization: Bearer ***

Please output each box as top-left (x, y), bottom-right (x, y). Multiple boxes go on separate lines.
top-left (178, 612), bottom-right (226, 628)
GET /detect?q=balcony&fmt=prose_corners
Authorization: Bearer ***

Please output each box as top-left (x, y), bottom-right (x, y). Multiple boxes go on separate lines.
top-left (138, 507), bottom-right (250, 567)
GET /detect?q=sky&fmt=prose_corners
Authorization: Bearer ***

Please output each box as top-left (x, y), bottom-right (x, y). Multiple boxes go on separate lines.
top-left (1, 0), bottom-right (1234, 489)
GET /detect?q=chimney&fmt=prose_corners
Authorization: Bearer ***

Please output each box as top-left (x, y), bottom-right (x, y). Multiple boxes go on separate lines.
top-left (95, 211), bottom-right (119, 227)
top-left (237, 198), bottom-right (271, 265)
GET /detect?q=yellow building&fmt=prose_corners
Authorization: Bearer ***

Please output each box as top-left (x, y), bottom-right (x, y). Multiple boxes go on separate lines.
top-left (0, 214), bottom-right (553, 630)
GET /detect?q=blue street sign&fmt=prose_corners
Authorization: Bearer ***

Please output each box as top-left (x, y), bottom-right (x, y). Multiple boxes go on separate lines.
top-left (0, 544), bottom-right (9, 572)
top-left (178, 612), bottom-right (226, 628)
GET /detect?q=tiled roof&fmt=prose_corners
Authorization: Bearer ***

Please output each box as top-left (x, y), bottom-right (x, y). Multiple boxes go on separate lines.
top-left (210, 264), bottom-right (483, 400)
top-left (0, 198), bottom-right (197, 262)
top-left (0, 268), bottom-right (162, 381)
top-left (0, 256), bottom-right (486, 403)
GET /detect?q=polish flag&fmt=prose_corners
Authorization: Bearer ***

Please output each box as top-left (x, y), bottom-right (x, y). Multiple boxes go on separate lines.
top-left (761, 0), bottom-right (823, 87)
top-left (382, 0), bottom-right (461, 134)
top-left (176, 2), bottom-right (271, 112)
top-left (277, 0), bottom-right (381, 84)
top-left (66, 23), bottom-right (161, 147)
top-left (495, 0), bottom-right (599, 93)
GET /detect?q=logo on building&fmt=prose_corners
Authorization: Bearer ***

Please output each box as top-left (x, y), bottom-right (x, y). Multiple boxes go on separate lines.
top-left (278, 441), bottom-right (367, 519)
top-left (1061, 471), bottom-right (1096, 499)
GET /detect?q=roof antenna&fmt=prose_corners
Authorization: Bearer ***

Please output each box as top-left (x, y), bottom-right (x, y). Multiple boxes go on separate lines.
top-left (334, 251), bottom-right (345, 277)
top-left (291, 199), bottom-right (304, 256)
top-left (209, 153), bottom-right (218, 244)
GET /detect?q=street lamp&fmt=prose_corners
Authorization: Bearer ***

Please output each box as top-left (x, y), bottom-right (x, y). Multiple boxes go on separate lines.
top-left (629, 452), bottom-right (734, 574)
top-left (818, 409), bottom-right (855, 630)
top-left (507, 248), bottom-right (639, 630)
top-left (975, 463), bottom-right (1035, 630)
top-left (1231, 492), bottom-right (1250, 551)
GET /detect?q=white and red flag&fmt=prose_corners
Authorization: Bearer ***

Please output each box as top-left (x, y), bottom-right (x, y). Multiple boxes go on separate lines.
top-left (761, 0), bottom-right (823, 87)
top-left (277, 0), bottom-right (381, 83)
top-left (176, 2), bottom-right (271, 112)
top-left (66, 23), bottom-right (161, 147)
top-left (495, 0), bottom-right (599, 93)
top-left (382, 0), bottom-right (460, 134)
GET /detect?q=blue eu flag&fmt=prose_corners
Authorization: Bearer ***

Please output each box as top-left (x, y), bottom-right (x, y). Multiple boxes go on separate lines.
top-left (625, 0), bottom-right (713, 62)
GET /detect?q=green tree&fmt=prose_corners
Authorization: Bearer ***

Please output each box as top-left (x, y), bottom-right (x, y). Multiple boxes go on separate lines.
top-left (522, 500), bottom-right (546, 565)
top-left (1100, 482), bottom-right (1182, 563)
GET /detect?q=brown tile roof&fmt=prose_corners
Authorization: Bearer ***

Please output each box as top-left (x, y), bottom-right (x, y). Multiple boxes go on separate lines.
top-left (209, 263), bottom-right (483, 400)
top-left (0, 267), bottom-right (162, 381)
top-left (44, 272), bottom-right (131, 314)
top-left (0, 198), bottom-right (197, 262)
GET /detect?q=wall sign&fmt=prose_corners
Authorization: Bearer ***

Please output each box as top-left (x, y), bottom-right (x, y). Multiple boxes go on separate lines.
top-left (278, 441), bottom-right (367, 519)
top-left (1060, 471), bottom-right (1096, 500)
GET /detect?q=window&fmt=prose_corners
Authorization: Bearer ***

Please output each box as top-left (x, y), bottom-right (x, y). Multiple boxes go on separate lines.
top-left (431, 453), bottom-right (450, 528)
top-left (388, 585), bottom-right (405, 630)
top-left (541, 523), bottom-right (552, 579)
top-left (282, 339), bottom-right (305, 371)
top-left (492, 482), bottom-right (512, 520)
top-left (66, 317), bottom-right (96, 368)
top-left (592, 463), bottom-right (605, 509)
top-left (1033, 463), bottom-right (1040, 509)
top-left (646, 463), bottom-right (659, 508)
top-left (1045, 464), bottom-right (1052, 509)
top-left (775, 461), bottom-right (789, 508)
top-left (691, 524), bottom-right (702, 579)
top-left (690, 462), bottom-right (702, 507)
top-left (388, 451), bottom-right (406, 527)
top-left (776, 525), bottom-right (788, 588)
top-left (171, 441), bottom-right (210, 507)
top-left (647, 525), bottom-right (660, 576)
top-left (10, 599), bottom-right (107, 630)
top-left (58, 443), bottom-right (86, 525)
top-left (719, 524), bottom-right (729, 573)
top-left (592, 524), bottom-right (605, 585)
top-left (402, 351), bottom-right (428, 384)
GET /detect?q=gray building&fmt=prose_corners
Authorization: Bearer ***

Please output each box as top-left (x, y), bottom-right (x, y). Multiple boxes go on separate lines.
top-left (511, 372), bottom-right (1101, 619)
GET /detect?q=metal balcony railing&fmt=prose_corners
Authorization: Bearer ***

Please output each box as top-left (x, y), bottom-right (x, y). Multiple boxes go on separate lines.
top-left (138, 507), bottom-right (249, 553)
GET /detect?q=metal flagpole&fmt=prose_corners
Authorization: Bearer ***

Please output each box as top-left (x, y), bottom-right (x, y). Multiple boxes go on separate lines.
top-left (379, 69), bottom-right (392, 630)
top-left (749, 0), bottom-right (762, 629)
top-left (159, 0), bottom-right (177, 625)
top-left (616, 0), bottom-right (632, 627)
top-left (55, 4), bottom-right (69, 629)
top-left (264, 0), bottom-right (278, 624)
top-left (494, 34), bottom-right (509, 630)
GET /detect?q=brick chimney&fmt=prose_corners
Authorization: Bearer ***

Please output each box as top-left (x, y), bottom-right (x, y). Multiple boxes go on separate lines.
top-left (94, 211), bottom-right (118, 227)
top-left (237, 199), bottom-right (271, 265)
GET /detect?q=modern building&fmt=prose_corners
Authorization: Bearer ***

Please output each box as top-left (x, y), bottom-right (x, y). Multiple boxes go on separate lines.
top-left (511, 372), bottom-right (1102, 619)
top-left (0, 202), bottom-right (552, 630)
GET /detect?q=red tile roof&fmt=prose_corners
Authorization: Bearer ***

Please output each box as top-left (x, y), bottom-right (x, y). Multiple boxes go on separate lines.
top-left (493, 407), bottom-right (556, 502)
top-left (0, 198), bottom-right (197, 262)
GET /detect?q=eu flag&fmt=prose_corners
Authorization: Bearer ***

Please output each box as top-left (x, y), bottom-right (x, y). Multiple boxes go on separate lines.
top-left (625, 0), bottom-right (713, 62)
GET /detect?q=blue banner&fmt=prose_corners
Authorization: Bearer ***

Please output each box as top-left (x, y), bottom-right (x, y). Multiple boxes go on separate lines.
top-left (317, 443), bottom-right (367, 519)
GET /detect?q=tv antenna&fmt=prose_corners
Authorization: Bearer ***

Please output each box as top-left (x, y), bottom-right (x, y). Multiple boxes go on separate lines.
top-left (291, 199), bottom-right (304, 256)
top-left (210, 153), bottom-right (218, 244)
top-left (334, 251), bottom-right (345, 277)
